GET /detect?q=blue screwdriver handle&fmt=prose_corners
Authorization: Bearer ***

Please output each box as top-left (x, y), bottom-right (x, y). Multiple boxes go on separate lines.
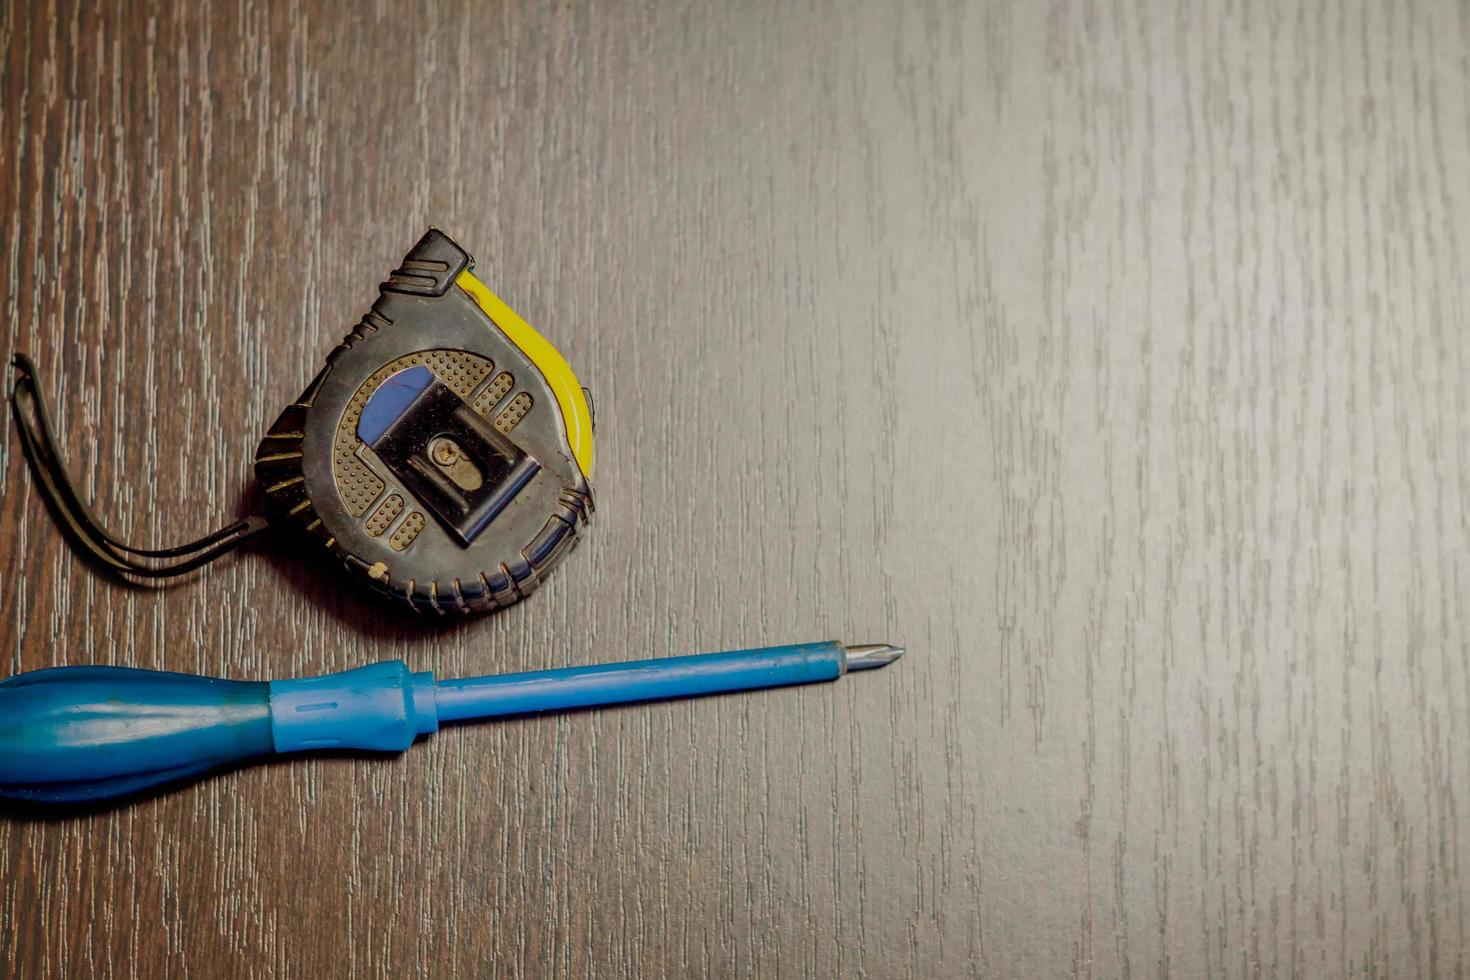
top-left (0, 641), bottom-right (892, 804)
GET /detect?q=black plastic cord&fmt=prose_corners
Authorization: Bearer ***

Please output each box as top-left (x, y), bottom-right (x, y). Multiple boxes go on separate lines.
top-left (8, 353), bottom-right (268, 579)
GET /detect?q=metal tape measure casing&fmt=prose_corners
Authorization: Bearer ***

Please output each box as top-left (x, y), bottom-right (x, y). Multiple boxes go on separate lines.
top-left (254, 230), bottom-right (594, 614)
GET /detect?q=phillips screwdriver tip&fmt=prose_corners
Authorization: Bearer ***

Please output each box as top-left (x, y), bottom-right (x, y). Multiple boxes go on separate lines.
top-left (843, 643), bottom-right (905, 671)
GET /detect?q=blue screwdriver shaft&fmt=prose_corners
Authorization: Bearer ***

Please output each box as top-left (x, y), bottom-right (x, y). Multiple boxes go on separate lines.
top-left (436, 641), bottom-right (885, 720)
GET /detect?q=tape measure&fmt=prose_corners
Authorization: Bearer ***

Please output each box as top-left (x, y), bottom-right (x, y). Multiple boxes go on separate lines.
top-left (11, 230), bottom-right (595, 615)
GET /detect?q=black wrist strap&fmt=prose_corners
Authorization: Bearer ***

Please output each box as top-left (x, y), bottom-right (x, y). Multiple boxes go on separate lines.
top-left (9, 353), bottom-right (267, 580)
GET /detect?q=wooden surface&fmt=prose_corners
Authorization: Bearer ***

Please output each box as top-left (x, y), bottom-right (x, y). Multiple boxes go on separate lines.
top-left (2, 1), bottom-right (1468, 976)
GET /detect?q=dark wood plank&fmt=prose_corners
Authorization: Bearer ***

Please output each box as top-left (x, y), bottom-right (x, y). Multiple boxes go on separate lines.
top-left (2, 0), bottom-right (1468, 976)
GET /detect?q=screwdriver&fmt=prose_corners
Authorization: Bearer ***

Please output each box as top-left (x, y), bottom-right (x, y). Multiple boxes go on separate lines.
top-left (0, 640), bottom-right (903, 804)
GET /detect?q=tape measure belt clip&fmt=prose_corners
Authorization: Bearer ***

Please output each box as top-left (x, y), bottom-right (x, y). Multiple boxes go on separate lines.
top-left (360, 365), bottom-right (542, 546)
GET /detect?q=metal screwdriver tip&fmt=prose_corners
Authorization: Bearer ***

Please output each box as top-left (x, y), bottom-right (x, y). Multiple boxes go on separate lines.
top-left (843, 643), bottom-right (906, 671)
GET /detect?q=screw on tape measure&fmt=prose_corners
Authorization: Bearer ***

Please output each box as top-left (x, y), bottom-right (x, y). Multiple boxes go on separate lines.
top-left (10, 229), bottom-right (595, 615)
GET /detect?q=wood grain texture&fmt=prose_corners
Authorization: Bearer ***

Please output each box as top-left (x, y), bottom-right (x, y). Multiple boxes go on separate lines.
top-left (2, 0), bottom-right (1468, 976)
